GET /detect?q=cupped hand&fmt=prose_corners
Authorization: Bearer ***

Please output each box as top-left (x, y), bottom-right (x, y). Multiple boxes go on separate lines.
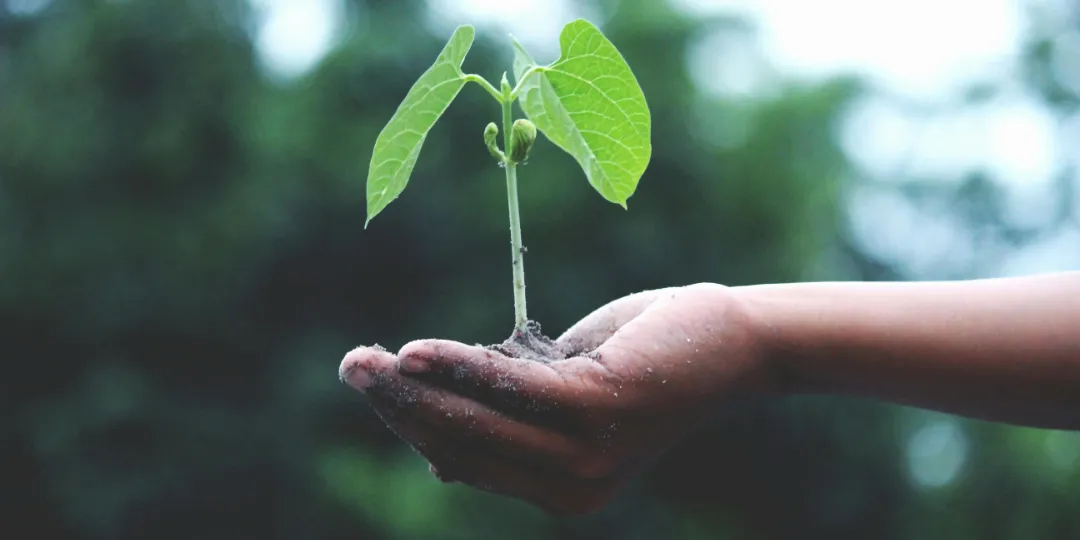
top-left (338, 283), bottom-right (771, 515)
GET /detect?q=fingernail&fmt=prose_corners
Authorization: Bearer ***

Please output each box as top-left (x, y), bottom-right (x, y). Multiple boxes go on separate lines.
top-left (399, 356), bottom-right (430, 374)
top-left (339, 355), bottom-right (373, 390)
top-left (345, 368), bottom-right (372, 390)
top-left (340, 365), bottom-right (373, 390)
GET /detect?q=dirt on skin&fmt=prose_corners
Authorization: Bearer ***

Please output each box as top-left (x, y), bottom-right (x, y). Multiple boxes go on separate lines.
top-left (487, 320), bottom-right (578, 363)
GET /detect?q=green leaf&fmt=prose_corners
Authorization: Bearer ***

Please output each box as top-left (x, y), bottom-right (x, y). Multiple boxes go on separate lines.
top-left (365, 25), bottom-right (475, 227)
top-left (512, 19), bottom-right (651, 208)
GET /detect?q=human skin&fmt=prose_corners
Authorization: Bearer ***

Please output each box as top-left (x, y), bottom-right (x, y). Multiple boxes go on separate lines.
top-left (339, 272), bottom-right (1080, 514)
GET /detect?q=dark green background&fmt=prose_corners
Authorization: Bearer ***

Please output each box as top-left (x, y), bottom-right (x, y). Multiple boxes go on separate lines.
top-left (2, 0), bottom-right (1078, 538)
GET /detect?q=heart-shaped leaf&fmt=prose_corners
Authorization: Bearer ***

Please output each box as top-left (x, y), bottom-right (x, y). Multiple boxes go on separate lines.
top-left (365, 25), bottom-right (475, 227)
top-left (513, 19), bottom-right (651, 208)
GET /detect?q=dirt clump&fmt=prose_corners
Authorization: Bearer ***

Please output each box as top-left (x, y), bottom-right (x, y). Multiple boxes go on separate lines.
top-left (487, 320), bottom-right (576, 363)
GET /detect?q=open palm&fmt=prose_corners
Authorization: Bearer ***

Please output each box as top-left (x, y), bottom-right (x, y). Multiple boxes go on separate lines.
top-left (339, 283), bottom-right (767, 514)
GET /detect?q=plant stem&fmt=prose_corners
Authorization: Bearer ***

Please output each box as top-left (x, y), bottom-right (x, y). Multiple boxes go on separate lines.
top-left (502, 93), bottom-right (528, 333)
top-left (462, 74), bottom-right (502, 102)
top-left (508, 66), bottom-right (542, 101)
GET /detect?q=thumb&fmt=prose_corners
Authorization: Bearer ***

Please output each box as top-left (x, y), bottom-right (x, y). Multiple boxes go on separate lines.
top-left (586, 292), bottom-right (698, 376)
top-left (556, 287), bottom-right (674, 356)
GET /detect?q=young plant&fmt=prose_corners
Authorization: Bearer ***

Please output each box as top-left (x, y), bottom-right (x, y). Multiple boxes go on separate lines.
top-left (364, 19), bottom-right (651, 360)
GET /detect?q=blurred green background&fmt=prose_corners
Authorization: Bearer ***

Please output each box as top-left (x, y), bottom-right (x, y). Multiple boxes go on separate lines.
top-left (2, 0), bottom-right (1079, 538)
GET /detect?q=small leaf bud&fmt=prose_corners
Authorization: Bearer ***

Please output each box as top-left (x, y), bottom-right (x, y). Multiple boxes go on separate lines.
top-left (483, 122), bottom-right (503, 161)
top-left (509, 119), bottom-right (537, 163)
top-left (500, 72), bottom-right (512, 96)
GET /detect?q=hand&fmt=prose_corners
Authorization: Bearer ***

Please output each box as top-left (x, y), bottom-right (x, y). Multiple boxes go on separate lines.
top-left (339, 283), bottom-right (771, 515)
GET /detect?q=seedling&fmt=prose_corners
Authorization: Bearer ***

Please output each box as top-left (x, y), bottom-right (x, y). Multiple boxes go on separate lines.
top-left (365, 19), bottom-right (651, 361)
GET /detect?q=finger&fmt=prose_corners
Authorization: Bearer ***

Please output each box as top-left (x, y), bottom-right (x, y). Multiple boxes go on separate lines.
top-left (339, 344), bottom-right (396, 390)
top-left (370, 398), bottom-right (621, 515)
top-left (362, 361), bottom-right (604, 477)
top-left (556, 288), bottom-right (671, 355)
top-left (589, 301), bottom-right (683, 376)
top-left (395, 339), bottom-right (607, 423)
top-left (586, 293), bottom-right (735, 390)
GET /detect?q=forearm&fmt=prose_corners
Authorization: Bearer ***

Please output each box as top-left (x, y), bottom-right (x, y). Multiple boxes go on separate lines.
top-left (735, 272), bottom-right (1080, 430)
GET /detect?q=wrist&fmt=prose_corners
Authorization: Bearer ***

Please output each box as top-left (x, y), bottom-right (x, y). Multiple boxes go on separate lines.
top-left (728, 284), bottom-right (809, 397)
top-left (680, 282), bottom-right (791, 399)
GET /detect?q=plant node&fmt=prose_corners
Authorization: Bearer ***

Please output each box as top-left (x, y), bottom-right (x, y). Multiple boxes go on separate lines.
top-left (500, 72), bottom-right (512, 96)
